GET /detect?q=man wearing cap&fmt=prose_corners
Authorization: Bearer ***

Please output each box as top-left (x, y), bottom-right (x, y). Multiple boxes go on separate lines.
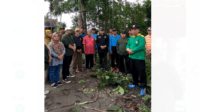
top-left (91, 28), bottom-right (98, 64)
top-left (145, 27), bottom-right (151, 60)
top-left (96, 28), bottom-right (109, 71)
top-left (79, 27), bottom-right (86, 39)
top-left (117, 30), bottom-right (130, 75)
top-left (126, 25), bottom-right (147, 96)
top-left (109, 28), bottom-right (121, 72)
top-left (71, 28), bottom-right (83, 74)
top-left (127, 28), bottom-right (133, 38)
top-left (58, 27), bottom-right (65, 40)
top-left (82, 29), bottom-right (96, 74)
top-left (61, 28), bottom-right (76, 83)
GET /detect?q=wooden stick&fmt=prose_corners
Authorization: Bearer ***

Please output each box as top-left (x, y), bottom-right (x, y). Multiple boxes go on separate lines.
top-left (79, 85), bottom-right (86, 91)
top-left (103, 88), bottom-right (112, 97)
top-left (87, 91), bottom-right (99, 103)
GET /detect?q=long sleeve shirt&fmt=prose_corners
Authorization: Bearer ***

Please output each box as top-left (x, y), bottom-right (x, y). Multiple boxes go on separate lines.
top-left (126, 34), bottom-right (146, 60)
top-left (117, 37), bottom-right (129, 55)
top-left (73, 35), bottom-right (83, 50)
top-left (49, 46), bottom-right (66, 66)
top-left (96, 34), bottom-right (109, 53)
top-left (61, 34), bottom-right (75, 56)
top-left (91, 34), bottom-right (98, 49)
top-left (109, 34), bottom-right (121, 51)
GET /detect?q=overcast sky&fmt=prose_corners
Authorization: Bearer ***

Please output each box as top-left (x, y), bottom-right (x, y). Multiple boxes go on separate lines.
top-left (44, 0), bottom-right (145, 28)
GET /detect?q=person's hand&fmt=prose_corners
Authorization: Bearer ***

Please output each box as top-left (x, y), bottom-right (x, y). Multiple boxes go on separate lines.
top-left (79, 49), bottom-right (82, 53)
top-left (73, 47), bottom-right (76, 52)
top-left (100, 46), bottom-right (103, 49)
top-left (110, 51), bottom-right (112, 54)
top-left (49, 56), bottom-right (52, 63)
top-left (127, 49), bottom-right (134, 54)
top-left (102, 46), bottom-right (106, 49)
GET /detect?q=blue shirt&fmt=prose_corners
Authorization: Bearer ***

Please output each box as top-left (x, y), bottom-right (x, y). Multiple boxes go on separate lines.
top-left (79, 33), bottom-right (86, 39)
top-left (109, 34), bottom-right (121, 51)
top-left (91, 34), bottom-right (97, 49)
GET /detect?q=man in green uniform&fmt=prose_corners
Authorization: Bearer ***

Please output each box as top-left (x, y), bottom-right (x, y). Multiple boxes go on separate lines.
top-left (61, 28), bottom-right (76, 83)
top-left (117, 30), bottom-right (130, 75)
top-left (126, 25), bottom-right (147, 96)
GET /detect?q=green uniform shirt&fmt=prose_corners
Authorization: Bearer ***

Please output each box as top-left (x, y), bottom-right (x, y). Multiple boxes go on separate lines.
top-left (126, 33), bottom-right (146, 60)
top-left (61, 33), bottom-right (75, 56)
top-left (117, 37), bottom-right (129, 55)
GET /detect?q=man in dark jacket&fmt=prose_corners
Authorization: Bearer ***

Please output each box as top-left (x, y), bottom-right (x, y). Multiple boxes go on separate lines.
top-left (96, 28), bottom-right (109, 71)
top-left (72, 28), bottom-right (83, 74)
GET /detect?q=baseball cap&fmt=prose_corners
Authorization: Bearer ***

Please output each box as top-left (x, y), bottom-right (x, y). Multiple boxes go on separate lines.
top-left (59, 27), bottom-right (64, 30)
top-left (147, 27), bottom-right (151, 30)
top-left (75, 28), bottom-right (80, 32)
top-left (112, 28), bottom-right (117, 31)
top-left (120, 30), bottom-right (126, 34)
top-left (131, 25), bottom-right (140, 29)
top-left (100, 27), bottom-right (104, 31)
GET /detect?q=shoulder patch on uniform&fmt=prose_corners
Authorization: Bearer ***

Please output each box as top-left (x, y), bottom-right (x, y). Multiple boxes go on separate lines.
top-left (141, 35), bottom-right (145, 37)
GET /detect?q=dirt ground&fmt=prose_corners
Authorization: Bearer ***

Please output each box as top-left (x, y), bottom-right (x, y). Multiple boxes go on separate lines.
top-left (45, 64), bottom-right (151, 112)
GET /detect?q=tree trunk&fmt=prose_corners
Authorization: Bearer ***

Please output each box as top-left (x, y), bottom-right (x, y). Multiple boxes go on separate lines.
top-left (98, 0), bottom-right (100, 30)
top-left (104, 2), bottom-right (107, 34)
top-left (112, 0), bottom-right (114, 28)
top-left (124, 0), bottom-right (127, 30)
top-left (84, 11), bottom-right (87, 33)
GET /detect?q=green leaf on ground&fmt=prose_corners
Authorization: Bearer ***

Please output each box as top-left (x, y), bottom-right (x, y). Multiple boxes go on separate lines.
top-left (79, 80), bottom-right (85, 84)
top-left (142, 94), bottom-right (151, 101)
top-left (70, 109), bottom-right (80, 112)
top-left (83, 89), bottom-right (95, 93)
top-left (75, 101), bottom-right (88, 105)
top-left (58, 89), bottom-right (63, 92)
top-left (131, 95), bottom-right (136, 97)
top-left (105, 76), bottom-right (110, 79)
top-left (118, 86), bottom-right (124, 95)
top-left (107, 106), bottom-right (121, 111)
top-left (107, 89), bottom-right (111, 93)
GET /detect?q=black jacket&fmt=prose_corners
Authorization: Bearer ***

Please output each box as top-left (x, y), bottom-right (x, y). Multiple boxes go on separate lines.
top-left (96, 34), bottom-right (109, 53)
top-left (73, 35), bottom-right (83, 50)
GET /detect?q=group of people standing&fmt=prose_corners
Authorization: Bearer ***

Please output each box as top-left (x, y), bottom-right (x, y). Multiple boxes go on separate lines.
top-left (44, 25), bottom-right (151, 98)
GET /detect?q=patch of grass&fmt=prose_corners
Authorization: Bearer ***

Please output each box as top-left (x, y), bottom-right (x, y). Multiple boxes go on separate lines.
top-left (79, 80), bottom-right (85, 84)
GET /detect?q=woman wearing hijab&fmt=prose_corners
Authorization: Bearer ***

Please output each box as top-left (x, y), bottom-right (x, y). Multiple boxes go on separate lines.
top-left (45, 30), bottom-right (52, 44)
top-left (44, 31), bottom-right (51, 98)
top-left (48, 33), bottom-right (66, 88)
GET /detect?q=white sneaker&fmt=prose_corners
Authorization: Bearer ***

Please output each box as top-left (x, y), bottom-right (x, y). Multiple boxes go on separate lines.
top-left (44, 95), bottom-right (46, 99)
top-left (67, 74), bottom-right (75, 78)
top-left (44, 90), bottom-right (49, 95)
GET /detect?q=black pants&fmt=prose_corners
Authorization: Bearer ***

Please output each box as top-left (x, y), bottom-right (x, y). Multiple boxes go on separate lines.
top-left (130, 58), bottom-right (147, 88)
top-left (118, 55), bottom-right (130, 73)
top-left (99, 52), bottom-right (107, 69)
top-left (111, 47), bottom-right (119, 68)
top-left (62, 55), bottom-right (72, 80)
top-left (85, 54), bottom-right (93, 69)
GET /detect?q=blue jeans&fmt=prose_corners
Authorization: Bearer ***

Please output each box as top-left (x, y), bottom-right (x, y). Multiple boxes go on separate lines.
top-left (49, 64), bottom-right (62, 84)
